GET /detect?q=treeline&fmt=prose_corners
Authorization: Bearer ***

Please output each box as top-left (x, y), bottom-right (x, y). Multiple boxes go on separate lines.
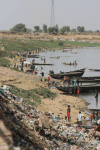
top-left (10, 23), bottom-right (100, 34)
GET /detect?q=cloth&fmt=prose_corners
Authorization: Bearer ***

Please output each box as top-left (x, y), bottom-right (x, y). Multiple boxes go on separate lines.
top-left (78, 113), bottom-right (84, 122)
top-left (91, 114), bottom-right (94, 120)
top-left (74, 80), bottom-right (76, 86)
top-left (67, 112), bottom-right (70, 118)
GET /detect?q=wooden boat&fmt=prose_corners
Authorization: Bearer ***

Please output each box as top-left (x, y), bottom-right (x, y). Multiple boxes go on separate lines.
top-left (26, 54), bottom-right (40, 58)
top-left (50, 56), bottom-right (60, 59)
top-left (56, 83), bottom-right (100, 93)
top-left (71, 52), bottom-right (77, 54)
top-left (49, 71), bottom-right (84, 79)
top-left (62, 62), bottom-right (77, 65)
top-left (62, 48), bottom-right (73, 52)
top-left (49, 68), bottom-right (85, 75)
top-left (32, 63), bottom-right (53, 66)
top-left (81, 76), bottom-right (100, 80)
top-left (89, 69), bottom-right (100, 71)
top-left (76, 79), bottom-right (100, 83)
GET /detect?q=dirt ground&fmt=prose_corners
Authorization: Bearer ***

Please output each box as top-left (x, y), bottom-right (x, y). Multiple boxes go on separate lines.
top-left (1, 32), bottom-right (100, 42)
top-left (0, 65), bottom-right (90, 124)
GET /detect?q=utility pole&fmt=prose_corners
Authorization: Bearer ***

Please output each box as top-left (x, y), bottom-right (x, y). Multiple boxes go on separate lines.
top-left (50, 0), bottom-right (55, 27)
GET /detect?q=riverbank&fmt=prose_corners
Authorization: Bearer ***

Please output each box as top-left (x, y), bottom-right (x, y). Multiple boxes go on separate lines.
top-left (0, 66), bottom-right (91, 124)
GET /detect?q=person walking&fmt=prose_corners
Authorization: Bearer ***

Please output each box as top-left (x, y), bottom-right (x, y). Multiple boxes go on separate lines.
top-left (67, 105), bottom-right (71, 122)
top-left (78, 111), bottom-right (84, 125)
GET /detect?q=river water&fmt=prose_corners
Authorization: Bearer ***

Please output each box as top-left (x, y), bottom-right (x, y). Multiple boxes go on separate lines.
top-left (26, 47), bottom-right (100, 109)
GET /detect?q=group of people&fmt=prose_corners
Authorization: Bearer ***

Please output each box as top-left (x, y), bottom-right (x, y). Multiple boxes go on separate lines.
top-left (65, 105), bottom-right (84, 125)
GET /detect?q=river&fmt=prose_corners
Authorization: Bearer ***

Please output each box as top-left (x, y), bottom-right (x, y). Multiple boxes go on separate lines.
top-left (26, 47), bottom-right (100, 109)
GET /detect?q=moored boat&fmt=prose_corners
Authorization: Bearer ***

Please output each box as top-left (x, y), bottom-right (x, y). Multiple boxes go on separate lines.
top-left (56, 83), bottom-right (100, 93)
top-left (62, 48), bottom-right (73, 52)
top-left (89, 69), bottom-right (100, 71)
top-left (50, 56), bottom-right (60, 59)
top-left (71, 52), bottom-right (77, 54)
top-left (49, 71), bottom-right (84, 79)
top-left (62, 62), bottom-right (77, 65)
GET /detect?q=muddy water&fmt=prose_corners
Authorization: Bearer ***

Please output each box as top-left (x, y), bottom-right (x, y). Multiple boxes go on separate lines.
top-left (26, 47), bottom-right (100, 109)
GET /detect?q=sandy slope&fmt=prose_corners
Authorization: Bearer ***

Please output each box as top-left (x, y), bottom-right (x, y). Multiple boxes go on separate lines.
top-left (0, 66), bottom-right (90, 124)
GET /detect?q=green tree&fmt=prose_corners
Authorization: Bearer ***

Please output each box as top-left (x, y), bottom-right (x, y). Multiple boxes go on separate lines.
top-left (60, 26), bottom-right (70, 34)
top-left (96, 30), bottom-right (99, 32)
top-left (10, 23), bottom-right (27, 32)
top-left (71, 28), bottom-right (76, 33)
top-left (77, 26), bottom-right (85, 32)
top-left (48, 26), bottom-right (58, 33)
top-left (34, 26), bottom-right (40, 32)
top-left (43, 24), bottom-right (47, 33)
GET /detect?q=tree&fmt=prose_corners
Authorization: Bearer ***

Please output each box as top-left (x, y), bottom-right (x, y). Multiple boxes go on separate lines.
top-left (43, 24), bottom-right (47, 33)
top-left (34, 26), bottom-right (40, 32)
top-left (77, 26), bottom-right (85, 32)
top-left (48, 26), bottom-right (58, 33)
top-left (60, 26), bottom-right (70, 34)
top-left (71, 28), bottom-right (76, 33)
top-left (96, 30), bottom-right (99, 32)
top-left (10, 23), bottom-right (27, 32)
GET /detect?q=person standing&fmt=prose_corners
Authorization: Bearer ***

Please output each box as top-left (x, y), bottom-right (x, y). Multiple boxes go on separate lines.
top-left (74, 86), bottom-right (77, 97)
top-left (77, 87), bottom-right (80, 97)
top-left (78, 111), bottom-right (84, 125)
top-left (67, 105), bottom-right (71, 122)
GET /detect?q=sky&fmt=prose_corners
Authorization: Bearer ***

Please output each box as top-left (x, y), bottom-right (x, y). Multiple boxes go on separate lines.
top-left (0, 0), bottom-right (100, 31)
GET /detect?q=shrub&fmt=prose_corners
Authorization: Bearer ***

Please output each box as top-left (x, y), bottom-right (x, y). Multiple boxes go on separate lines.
top-left (58, 41), bottom-right (63, 45)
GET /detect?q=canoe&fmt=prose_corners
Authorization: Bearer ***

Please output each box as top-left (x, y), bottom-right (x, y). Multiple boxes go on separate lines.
top-left (62, 62), bottom-right (77, 65)
top-left (32, 63), bottom-right (53, 66)
top-left (89, 69), bottom-right (100, 71)
top-left (81, 76), bottom-right (100, 80)
top-left (56, 83), bottom-right (100, 93)
top-left (62, 48), bottom-right (72, 52)
top-left (71, 52), bottom-right (77, 54)
top-left (76, 79), bottom-right (100, 83)
top-left (26, 54), bottom-right (40, 58)
top-left (50, 56), bottom-right (60, 59)
top-left (49, 68), bottom-right (86, 75)
top-left (50, 71), bottom-right (84, 79)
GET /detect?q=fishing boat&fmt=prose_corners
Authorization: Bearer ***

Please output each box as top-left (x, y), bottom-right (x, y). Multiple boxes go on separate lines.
top-left (62, 62), bottom-right (77, 65)
top-left (62, 48), bottom-right (73, 52)
top-left (56, 83), bottom-right (100, 93)
top-left (49, 68), bottom-right (85, 75)
top-left (71, 52), bottom-right (77, 54)
top-left (81, 76), bottom-right (100, 80)
top-left (89, 69), bottom-right (100, 71)
top-left (50, 56), bottom-right (60, 59)
top-left (32, 63), bottom-right (53, 66)
top-left (49, 71), bottom-right (84, 79)
top-left (75, 79), bottom-right (100, 83)
top-left (26, 54), bottom-right (40, 58)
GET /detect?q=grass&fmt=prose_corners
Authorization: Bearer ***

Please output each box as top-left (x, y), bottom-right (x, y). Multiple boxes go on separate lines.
top-left (63, 41), bottom-right (100, 47)
top-left (33, 86), bottom-right (56, 99)
top-left (0, 57), bottom-right (11, 67)
top-left (9, 85), bottom-right (56, 106)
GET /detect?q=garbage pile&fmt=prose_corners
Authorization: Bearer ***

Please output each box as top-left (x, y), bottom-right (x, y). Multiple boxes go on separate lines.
top-left (0, 85), bottom-right (100, 150)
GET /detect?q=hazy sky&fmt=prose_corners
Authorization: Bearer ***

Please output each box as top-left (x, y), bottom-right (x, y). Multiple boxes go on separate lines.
top-left (0, 0), bottom-right (100, 31)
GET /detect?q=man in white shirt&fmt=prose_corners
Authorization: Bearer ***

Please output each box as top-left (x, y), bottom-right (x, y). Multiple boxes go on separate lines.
top-left (78, 111), bottom-right (84, 125)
